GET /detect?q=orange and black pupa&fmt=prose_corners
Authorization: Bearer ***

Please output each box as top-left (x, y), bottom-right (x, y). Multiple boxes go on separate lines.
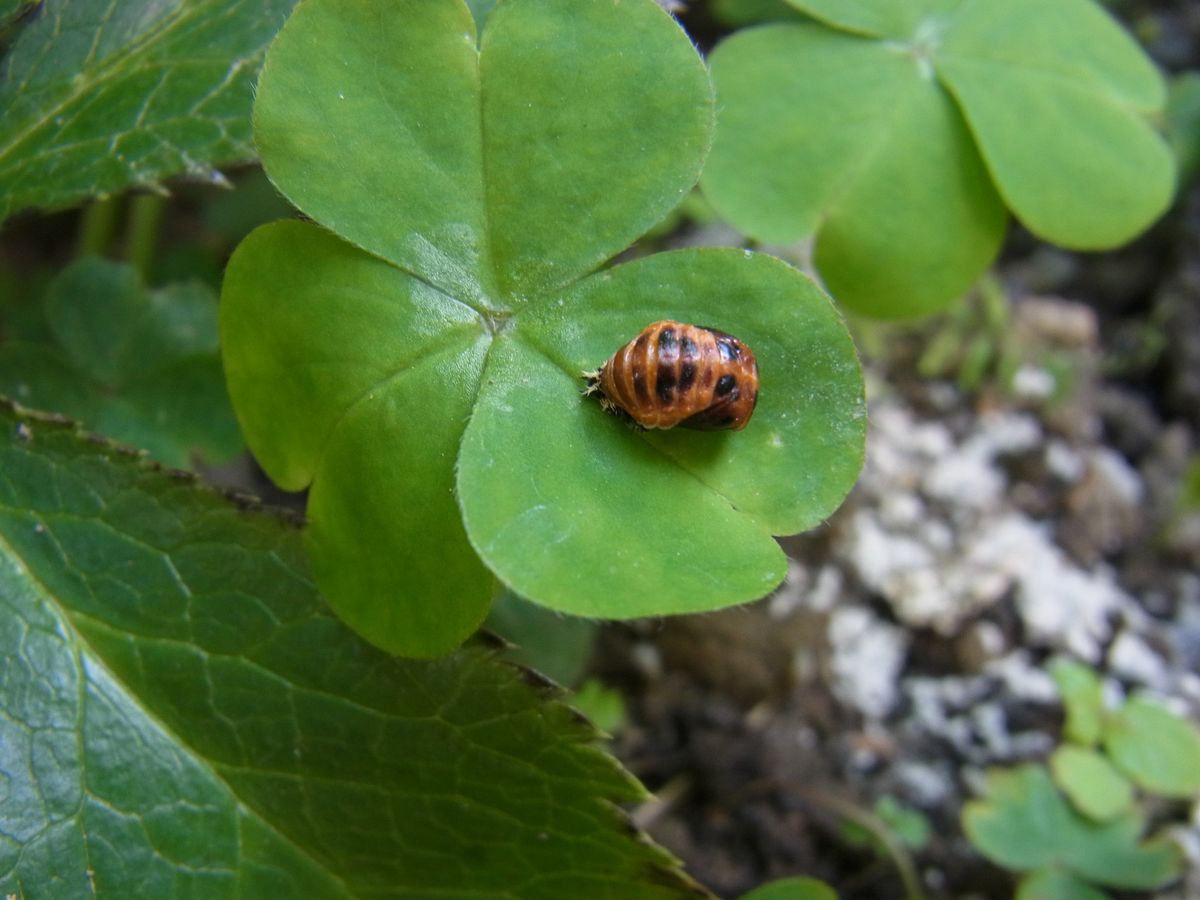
top-left (583, 320), bottom-right (759, 430)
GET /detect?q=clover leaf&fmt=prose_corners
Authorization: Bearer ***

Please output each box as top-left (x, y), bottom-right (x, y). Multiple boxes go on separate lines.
top-left (1103, 696), bottom-right (1200, 798)
top-left (962, 764), bottom-right (1180, 891)
top-left (702, 0), bottom-right (1175, 318)
top-left (1015, 869), bottom-right (1109, 900)
top-left (220, 0), bottom-right (866, 657)
top-left (1051, 658), bottom-right (1105, 747)
top-left (1049, 745), bottom-right (1134, 822)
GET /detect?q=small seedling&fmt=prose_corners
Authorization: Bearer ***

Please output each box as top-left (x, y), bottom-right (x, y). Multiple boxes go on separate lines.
top-left (963, 660), bottom-right (1198, 897)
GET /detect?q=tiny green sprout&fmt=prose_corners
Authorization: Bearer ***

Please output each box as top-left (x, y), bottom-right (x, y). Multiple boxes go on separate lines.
top-left (1051, 659), bottom-right (1106, 747)
top-left (966, 659), bottom-right (1199, 897)
top-left (841, 794), bottom-right (931, 853)
top-left (963, 764), bottom-right (1181, 896)
top-left (1050, 745), bottom-right (1134, 822)
top-left (1103, 696), bottom-right (1200, 797)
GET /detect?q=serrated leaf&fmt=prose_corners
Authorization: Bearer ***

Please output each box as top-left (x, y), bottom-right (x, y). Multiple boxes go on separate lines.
top-left (1104, 697), bottom-right (1200, 798)
top-left (1050, 745), bottom-right (1134, 822)
top-left (962, 764), bottom-right (1180, 890)
top-left (0, 0), bottom-right (297, 219)
top-left (1051, 659), bottom-right (1105, 747)
top-left (703, 0), bottom-right (1174, 318)
top-left (0, 258), bottom-right (241, 467)
top-left (0, 401), bottom-right (709, 900)
top-left (222, 0), bottom-right (866, 656)
top-left (1016, 869), bottom-right (1110, 900)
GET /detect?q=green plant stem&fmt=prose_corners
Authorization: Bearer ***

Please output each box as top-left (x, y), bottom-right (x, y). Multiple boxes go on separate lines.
top-left (798, 786), bottom-right (929, 900)
top-left (77, 195), bottom-right (121, 258)
top-left (125, 193), bottom-right (166, 281)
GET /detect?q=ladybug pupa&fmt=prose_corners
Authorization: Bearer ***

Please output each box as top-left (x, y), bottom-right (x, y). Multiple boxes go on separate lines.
top-left (583, 320), bottom-right (759, 431)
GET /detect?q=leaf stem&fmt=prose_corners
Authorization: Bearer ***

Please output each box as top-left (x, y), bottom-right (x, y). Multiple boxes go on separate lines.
top-left (77, 195), bottom-right (121, 258)
top-left (125, 193), bottom-right (166, 282)
top-left (797, 785), bottom-right (929, 900)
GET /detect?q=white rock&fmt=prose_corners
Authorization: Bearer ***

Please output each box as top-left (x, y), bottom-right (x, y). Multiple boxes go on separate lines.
top-left (1089, 447), bottom-right (1144, 505)
top-left (1046, 439), bottom-right (1085, 482)
top-left (1109, 630), bottom-right (1170, 691)
top-left (893, 760), bottom-right (952, 806)
top-left (985, 651), bottom-right (1061, 704)
top-left (1011, 364), bottom-right (1056, 400)
top-left (828, 606), bottom-right (908, 720)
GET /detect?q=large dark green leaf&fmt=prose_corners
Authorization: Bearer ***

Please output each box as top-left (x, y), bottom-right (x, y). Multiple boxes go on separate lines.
top-left (0, 401), bottom-right (708, 899)
top-left (222, 0), bottom-right (866, 656)
top-left (0, 0), bottom-right (296, 218)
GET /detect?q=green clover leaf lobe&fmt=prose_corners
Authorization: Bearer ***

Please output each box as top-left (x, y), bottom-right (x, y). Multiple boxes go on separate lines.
top-left (221, 0), bottom-right (865, 656)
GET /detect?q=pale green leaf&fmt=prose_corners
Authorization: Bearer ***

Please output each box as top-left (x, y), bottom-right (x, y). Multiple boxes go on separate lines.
top-left (1016, 869), bottom-right (1110, 900)
top-left (1051, 659), bottom-right (1105, 747)
top-left (963, 764), bottom-right (1180, 889)
top-left (1050, 745), bottom-right (1134, 822)
top-left (702, 0), bottom-right (1173, 317)
top-left (1104, 697), bottom-right (1200, 798)
top-left (740, 876), bottom-right (839, 900)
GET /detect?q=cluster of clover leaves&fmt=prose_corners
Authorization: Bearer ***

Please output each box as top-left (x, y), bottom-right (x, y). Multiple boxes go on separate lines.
top-left (220, 0), bottom-right (866, 657)
top-left (701, 0), bottom-right (1177, 318)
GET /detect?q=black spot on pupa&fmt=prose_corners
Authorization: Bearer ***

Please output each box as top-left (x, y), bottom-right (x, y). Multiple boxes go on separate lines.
top-left (656, 368), bottom-right (677, 401)
top-left (657, 328), bottom-right (678, 351)
top-left (679, 361), bottom-right (696, 391)
top-left (680, 335), bottom-right (698, 359)
top-left (715, 374), bottom-right (737, 397)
